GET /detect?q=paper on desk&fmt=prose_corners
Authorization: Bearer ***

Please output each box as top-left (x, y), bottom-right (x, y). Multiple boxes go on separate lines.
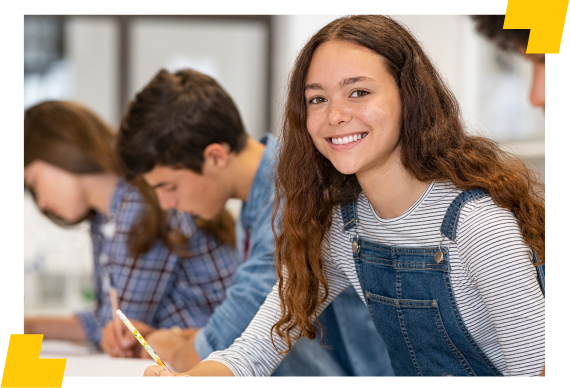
top-left (40, 339), bottom-right (94, 356)
top-left (63, 354), bottom-right (165, 376)
top-left (40, 343), bottom-right (176, 376)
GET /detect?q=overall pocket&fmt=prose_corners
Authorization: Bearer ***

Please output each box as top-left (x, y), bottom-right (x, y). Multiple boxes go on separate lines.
top-left (366, 292), bottom-right (476, 376)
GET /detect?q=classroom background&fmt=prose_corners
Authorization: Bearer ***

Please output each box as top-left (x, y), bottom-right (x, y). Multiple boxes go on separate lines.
top-left (24, 15), bottom-right (545, 318)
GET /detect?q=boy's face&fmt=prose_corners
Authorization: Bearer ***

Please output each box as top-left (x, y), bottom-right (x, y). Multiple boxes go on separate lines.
top-left (143, 164), bottom-right (229, 220)
top-left (519, 50), bottom-right (545, 111)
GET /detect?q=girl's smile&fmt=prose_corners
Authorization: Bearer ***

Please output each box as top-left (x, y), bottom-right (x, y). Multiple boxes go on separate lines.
top-left (304, 40), bottom-right (402, 177)
top-left (328, 131), bottom-right (368, 148)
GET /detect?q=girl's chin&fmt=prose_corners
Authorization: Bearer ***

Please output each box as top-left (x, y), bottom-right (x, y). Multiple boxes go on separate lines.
top-left (331, 162), bottom-right (360, 176)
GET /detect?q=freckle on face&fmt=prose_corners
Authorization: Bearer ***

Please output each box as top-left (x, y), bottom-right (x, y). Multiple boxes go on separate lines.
top-left (304, 40), bottom-right (402, 176)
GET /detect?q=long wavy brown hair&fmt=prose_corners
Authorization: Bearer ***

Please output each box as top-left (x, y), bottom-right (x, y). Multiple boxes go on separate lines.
top-left (271, 15), bottom-right (545, 352)
top-left (24, 100), bottom-right (234, 260)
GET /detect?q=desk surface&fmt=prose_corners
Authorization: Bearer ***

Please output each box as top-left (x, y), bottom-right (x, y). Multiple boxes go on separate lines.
top-left (40, 340), bottom-right (162, 376)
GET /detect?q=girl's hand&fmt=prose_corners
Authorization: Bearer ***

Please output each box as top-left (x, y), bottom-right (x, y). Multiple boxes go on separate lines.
top-left (142, 327), bottom-right (201, 372)
top-left (144, 361), bottom-right (234, 376)
top-left (144, 365), bottom-right (176, 377)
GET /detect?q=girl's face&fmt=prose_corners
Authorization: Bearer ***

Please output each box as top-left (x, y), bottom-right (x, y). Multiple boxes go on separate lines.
top-left (305, 40), bottom-right (402, 177)
top-left (24, 160), bottom-right (90, 222)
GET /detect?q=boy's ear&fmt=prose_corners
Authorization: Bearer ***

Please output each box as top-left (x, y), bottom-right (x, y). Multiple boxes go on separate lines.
top-left (203, 143), bottom-right (230, 171)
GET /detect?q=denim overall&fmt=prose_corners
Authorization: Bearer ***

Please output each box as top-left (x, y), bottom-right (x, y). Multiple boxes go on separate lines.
top-left (341, 189), bottom-right (545, 376)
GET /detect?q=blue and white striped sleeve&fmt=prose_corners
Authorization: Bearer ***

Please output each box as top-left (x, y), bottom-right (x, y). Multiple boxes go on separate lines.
top-left (204, 232), bottom-right (352, 376)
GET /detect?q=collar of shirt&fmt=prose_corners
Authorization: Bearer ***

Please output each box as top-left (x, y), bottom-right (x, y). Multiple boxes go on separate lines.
top-left (107, 178), bottom-right (130, 218)
top-left (239, 133), bottom-right (278, 230)
top-left (236, 133), bottom-right (278, 262)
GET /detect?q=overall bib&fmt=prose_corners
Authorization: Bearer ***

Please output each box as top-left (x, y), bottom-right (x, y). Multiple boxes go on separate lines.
top-left (341, 189), bottom-right (545, 376)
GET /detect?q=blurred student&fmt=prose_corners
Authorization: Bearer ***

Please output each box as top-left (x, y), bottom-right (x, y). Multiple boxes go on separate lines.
top-left (471, 15), bottom-right (545, 111)
top-left (471, 14), bottom-right (546, 376)
top-left (109, 68), bottom-right (394, 375)
top-left (146, 15), bottom-right (545, 377)
top-left (24, 100), bottom-right (237, 354)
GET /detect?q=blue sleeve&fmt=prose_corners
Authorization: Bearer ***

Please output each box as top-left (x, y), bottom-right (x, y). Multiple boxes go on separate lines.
top-left (76, 310), bottom-right (105, 346)
top-left (194, 201), bottom-right (277, 359)
top-left (75, 218), bottom-right (105, 346)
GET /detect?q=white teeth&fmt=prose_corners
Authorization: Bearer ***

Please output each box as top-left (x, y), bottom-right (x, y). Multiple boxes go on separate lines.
top-left (332, 133), bottom-right (367, 145)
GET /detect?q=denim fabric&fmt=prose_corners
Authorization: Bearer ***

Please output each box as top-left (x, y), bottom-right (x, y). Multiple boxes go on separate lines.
top-left (195, 134), bottom-right (394, 375)
top-left (341, 188), bottom-right (544, 376)
top-left (193, 135), bottom-right (279, 358)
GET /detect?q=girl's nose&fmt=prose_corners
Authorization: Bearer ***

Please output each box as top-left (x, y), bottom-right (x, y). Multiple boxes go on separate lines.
top-left (328, 100), bottom-right (352, 126)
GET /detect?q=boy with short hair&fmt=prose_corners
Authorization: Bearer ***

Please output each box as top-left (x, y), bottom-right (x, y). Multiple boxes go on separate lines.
top-left (107, 68), bottom-right (393, 376)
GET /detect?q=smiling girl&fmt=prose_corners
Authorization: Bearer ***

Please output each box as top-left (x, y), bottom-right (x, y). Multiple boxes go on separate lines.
top-left (147, 15), bottom-right (545, 377)
top-left (24, 100), bottom-right (237, 352)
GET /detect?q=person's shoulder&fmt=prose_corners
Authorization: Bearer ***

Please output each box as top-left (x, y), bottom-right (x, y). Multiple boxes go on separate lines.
top-left (456, 195), bottom-right (527, 268)
top-left (111, 180), bottom-right (150, 225)
top-left (458, 195), bottom-right (517, 229)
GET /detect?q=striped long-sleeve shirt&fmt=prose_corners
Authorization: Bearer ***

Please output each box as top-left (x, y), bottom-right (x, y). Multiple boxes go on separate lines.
top-left (206, 180), bottom-right (545, 376)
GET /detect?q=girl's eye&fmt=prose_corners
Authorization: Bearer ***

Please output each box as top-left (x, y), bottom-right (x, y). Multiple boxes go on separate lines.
top-left (350, 90), bottom-right (369, 98)
top-left (308, 96), bottom-right (327, 104)
top-left (166, 186), bottom-right (177, 192)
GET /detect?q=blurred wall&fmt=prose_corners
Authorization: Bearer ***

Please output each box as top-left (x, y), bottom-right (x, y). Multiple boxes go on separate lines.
top-left (129, 17), bottom-right (268, 139)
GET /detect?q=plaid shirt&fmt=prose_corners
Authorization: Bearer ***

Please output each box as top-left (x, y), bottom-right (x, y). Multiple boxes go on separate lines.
top-left (76, 179), bottom-right (237, 346)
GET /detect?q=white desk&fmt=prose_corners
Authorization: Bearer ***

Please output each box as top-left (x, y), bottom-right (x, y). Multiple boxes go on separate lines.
top-left (40, 340), bottom-right (164, 376)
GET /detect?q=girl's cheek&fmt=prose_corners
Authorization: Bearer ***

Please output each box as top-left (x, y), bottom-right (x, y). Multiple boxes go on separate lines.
top-left (306, 113), bottom-right (323, 135)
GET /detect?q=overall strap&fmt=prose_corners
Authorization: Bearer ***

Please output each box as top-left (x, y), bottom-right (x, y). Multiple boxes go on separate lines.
top-left (341, 199), bottom-right (359, 232)
top-left (533, 250), bottom-right (546, 296)
top-left (441, 188), bottom-right (545, 296)
top-left (440, 188), bottom-right (489, 241)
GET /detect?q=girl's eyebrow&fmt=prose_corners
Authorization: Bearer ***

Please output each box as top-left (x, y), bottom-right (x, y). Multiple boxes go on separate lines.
top-left (305, 76), bottom-right (373, 91)
top-left (341, 76), bottom-right (373, 87)
top-left (305, 83), bottom-right (323, 91)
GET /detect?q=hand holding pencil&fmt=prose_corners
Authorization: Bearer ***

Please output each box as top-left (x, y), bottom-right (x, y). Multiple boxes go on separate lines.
top-left (108, 274), bottom-right (125, 356)
top-left (115, 309), bottom-right (172, 373)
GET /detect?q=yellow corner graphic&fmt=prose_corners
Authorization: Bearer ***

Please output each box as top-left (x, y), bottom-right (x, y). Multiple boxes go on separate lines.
top-left (2, 335), bottom-right (66, 388)
top-left (504, 0), bottom-right (569, 53)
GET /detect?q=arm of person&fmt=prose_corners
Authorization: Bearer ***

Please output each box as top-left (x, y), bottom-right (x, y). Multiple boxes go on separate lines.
top-left (172, 236), bottom-right (351, 377)
top-left (190, 204), bottom-right (284, 360)
top-left (24, 315), bottom-right (86, 341)
top-left (93, 241), bottom-right (176, 357)
top-left (139, 327), bottom-right (201, 372)
top-left (100, 317), bottom-right (156, 358)
top-left (144, 361), bottom-right (234, 376)
top-left (457, 198), bottom-right (545, 376)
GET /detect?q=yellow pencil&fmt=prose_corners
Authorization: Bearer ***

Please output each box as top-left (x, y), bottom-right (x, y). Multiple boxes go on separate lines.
top-left (115, 309), bottom-right (172, 373)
